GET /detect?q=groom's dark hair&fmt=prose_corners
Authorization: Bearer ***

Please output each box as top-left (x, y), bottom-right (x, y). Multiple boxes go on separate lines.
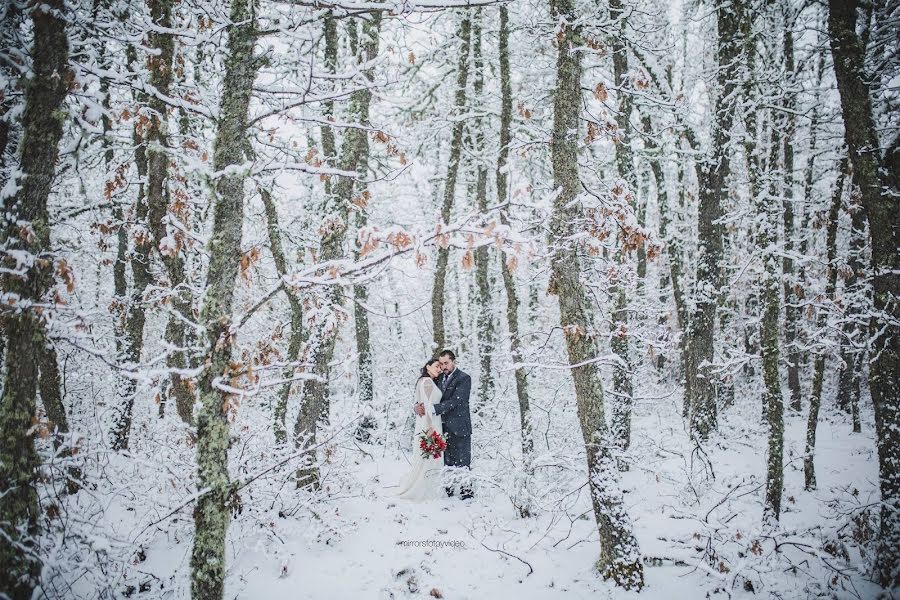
top-left (439, 349), bottom-right (456, 361)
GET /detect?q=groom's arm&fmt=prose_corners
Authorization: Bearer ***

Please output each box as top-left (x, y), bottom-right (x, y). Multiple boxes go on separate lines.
top-left (433, 374), bottom-right (471, 416)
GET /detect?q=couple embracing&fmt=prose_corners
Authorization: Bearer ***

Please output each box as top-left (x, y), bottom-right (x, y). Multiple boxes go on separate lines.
top-left (391, 350), bottom-right (474, 502)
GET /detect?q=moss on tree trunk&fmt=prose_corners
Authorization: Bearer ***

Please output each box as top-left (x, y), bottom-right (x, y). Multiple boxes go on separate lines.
top-left (548, 0), bottom-right (643, 588)
top-left (0, 1), bottom-right (69, 596)
top-left (431, 15), bottom-right (471, 352)
top-left (684, 0), bottom-right (745, 440)
top-left (295, 12), bottom-right (382, 489)
top-left (190, 0), bottom-right (259, 597)
top-left (828, 0), bottom-right (900, 586)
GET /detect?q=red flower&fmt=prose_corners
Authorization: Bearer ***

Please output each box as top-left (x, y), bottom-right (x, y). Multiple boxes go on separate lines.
top-left (418, 429), bottom-right (447, 459)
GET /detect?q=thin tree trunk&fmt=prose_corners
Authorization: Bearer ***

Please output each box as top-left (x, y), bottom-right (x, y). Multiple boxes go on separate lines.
top-left (496, 5), bottom-right (533, 518)
top-left (36, 336), bottom-right (81, 495)
top-left (741, 9), bottom-right (784, 518)
top-left (295, 13), bottom-right (382, 489)
top-left (781, 8), bottom-right (802, 411)
top-left (609, 0), bottom-right (635, 451)
top-left (143, 0), bottom-right (195, 424)
top-left (351, 261), bottom-right (375, 439)
top-left (0, 2), bottom-right (69, 596)
top-left (91, 0), bottom-right (128, 357)
top-left (321, 14), bottom-right (338, 177)
top-left (805, 160), bottom-right (847, 490)
top-left (431, 15), bottom-right (471, 352)
top-left (272, 14), bottom-right (336, 446)
top-left (645, 114), bottom-right (689, 339)
top-left (259, 186), bottom-right (304, 445)
top-left (685, 0), bottom-right (745, 440)
top-left (828, 0), bottom-right (900, 587)
top-left (758, 125), bottom-right (784, 523)
top-left (189, 0), bottom-right (259, 596)
top-left (836, 195), bottom-right (866, 424)
top-left (548, 0), bottom-right (643, 588)
top-left (471, 9), bottom-right (496, 409)
top-left (343, 15), bottom-right (375, 441)
top-left (112, 44), bottom-right (152, 451)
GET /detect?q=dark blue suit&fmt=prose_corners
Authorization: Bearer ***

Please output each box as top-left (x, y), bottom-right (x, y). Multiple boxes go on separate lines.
top-left (434, 368), bottom-right (473, 498)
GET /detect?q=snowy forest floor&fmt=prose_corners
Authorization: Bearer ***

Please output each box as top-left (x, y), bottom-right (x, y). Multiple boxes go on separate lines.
top-left (62, 378), bottom-right (886, 600)
top-left (45, 300), bottom-right (889, 600)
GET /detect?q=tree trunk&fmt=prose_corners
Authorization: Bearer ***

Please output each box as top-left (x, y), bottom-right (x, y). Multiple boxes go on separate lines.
top-left (189, 0), bottom-right (259, 597)
top-left (548, 0), bottom-right (643, 588)
top-left (759, 127), bottom-right (784, 523)
top-left (112, 44), bottom-right (152, 451)
top-left (0, 2), bottom-right (69, 596)
top-left (259, 186), bottom-right (304, 445)
top-left (295, 13), bottom-right (382, 490)
top-left (781, 9), bottom-right (802, 412)
top-left (684, 0), bottom-right (744, 440)
top-left (0, 7), bottom-right (23, 380)
top-left (471, 9), bottom-right (496, 409)
top-left (828, 1), bottom-right (900, 587)
top-left (144, 0), bottom-right (195, 424)
top-left (608, 0), bottom-right (635, 452)
top-left (645, 114), bottom-right (689, 368)
top-left (270, 15), bottom-right (336, 445)
top-left (805, 160), bottom-right (847, 490)
top-left (495, 5), bottom-right (533, 518)
top-left (836, 193), bottom-right (866, 426)
top-left (36, 336), bottom-right (80, 495)
top-left (741, 7), bottom-right (783, 518)
top-left (347, 15), bottom-right (375, 441)
top-left (431, 15), bottom-right (471, 352)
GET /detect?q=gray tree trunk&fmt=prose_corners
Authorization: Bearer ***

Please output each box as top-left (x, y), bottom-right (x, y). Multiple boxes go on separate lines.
top-left (495, 5), bottom-right (533, 518)
top-left (471, 9), bottom-right (496, 409)
top-left (0, 2), bottom-right (69, 596)
top-left (781, 9), bottom-right (802, 411)
top-left (828, 0), bottom-right (900, 587)
top-left (741, 9), bottom-right (784, 519)
top-left (346, 18), bottom-right (376, 443)
top-left (684, 0), bottom-right (745, 440)
top-left (259, 186), bottom-right (304, 445)
top-left (295, 13), bottom-right (382, 489)
top-left (431, 15), bottom-right (471, 352)
top-left (836, 197), bottom-right (866, 434)
top-left (805, 160), bottom-right (848, 490)
top-left (36, 336), bottom-right (80, 495)
top-left (112, 43), bottom-right (152, 451)
top-left (608, 0), bottom-right (635, 451)
top-left (548, 0), bottom-right (643, 588)
top-left (144, 0), bottom-right (195, 425)
top-left (755, 120), bottom-right (784, 523)
top-left (189, 0), bottom-right (259, 597)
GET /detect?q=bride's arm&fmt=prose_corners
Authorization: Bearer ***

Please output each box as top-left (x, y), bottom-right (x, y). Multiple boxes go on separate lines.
top-left (421, 379), bottom-right (437, 428)
top-left (414, 379), bottom-right (429, 424)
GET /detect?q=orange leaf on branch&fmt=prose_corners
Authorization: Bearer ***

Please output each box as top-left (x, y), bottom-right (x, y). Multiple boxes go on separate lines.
top-left (461, 251), bottom-right (474, 271)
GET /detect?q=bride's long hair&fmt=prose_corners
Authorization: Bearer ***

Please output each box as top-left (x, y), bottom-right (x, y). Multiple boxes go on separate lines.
top-left (419, 358), bottom-right (439, 380)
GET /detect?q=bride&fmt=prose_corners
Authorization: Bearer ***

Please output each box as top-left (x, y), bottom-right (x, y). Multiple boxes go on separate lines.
top-left (390, 359), bottom-right (445, 501)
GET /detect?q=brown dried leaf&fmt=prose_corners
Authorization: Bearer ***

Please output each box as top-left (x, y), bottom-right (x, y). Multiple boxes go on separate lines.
top-left (461, 251), bottom-right (474, 271)
top-left (56, 259), bottom-right (76, 293)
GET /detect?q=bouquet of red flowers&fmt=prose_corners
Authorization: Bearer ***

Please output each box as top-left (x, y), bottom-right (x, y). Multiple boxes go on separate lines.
top-left (418, 429), bottom-right (447, 459)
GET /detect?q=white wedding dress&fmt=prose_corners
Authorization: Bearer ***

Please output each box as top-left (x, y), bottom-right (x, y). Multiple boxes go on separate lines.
top-left (390, 377), bottom-right (444, 501)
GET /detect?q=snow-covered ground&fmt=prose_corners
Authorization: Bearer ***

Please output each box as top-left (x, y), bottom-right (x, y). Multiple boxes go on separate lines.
top-left (59, 374), bottom-right (882, 600)
top-left (227, 409), bottom-right (881, 599)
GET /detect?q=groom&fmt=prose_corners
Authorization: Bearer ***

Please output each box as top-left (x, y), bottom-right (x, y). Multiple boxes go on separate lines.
top-left (414, 349), bottom-right (473, 500)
